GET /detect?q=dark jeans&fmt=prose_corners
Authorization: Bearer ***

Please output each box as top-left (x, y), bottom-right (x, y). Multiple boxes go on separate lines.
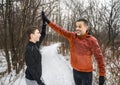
top-left (73, 69), bottom-right (92, 85)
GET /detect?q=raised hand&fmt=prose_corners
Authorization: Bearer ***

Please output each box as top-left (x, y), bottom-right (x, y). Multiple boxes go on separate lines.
top-left (41, 11), bottom-right (50, 24)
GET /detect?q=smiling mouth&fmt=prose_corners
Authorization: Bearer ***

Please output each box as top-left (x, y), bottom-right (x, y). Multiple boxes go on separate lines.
top-left (75, 30), bottom-right (82, 35)
top-left (75, 30), bottom-right (81, 33)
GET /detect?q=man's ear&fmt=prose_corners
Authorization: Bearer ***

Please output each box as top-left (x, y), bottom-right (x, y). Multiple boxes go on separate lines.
top-left (86, 26), bottom-right (90, 33)
top-left (86, 26), bottom-right (89, 30)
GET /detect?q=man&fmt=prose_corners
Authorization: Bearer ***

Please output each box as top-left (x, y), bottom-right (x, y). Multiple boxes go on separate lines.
top-left (25, 21), bottom-right (46, 85)
top-left (42, 11), bottom-right (105, 85)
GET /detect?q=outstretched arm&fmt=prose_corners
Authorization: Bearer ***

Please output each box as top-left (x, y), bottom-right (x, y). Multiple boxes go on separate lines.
top-left (42, 11), bottom-right (73, 40)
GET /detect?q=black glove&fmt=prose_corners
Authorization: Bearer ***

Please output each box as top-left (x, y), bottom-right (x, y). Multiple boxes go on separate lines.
top-left (37, 79), bottom-right (45, 85)
top-left (42, 11), bottom-right (50, 24)
top-left (99, 76), bottom-right (105, 85)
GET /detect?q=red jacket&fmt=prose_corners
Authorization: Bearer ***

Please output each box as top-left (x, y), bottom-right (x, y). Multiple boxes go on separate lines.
top-left (48, 22), bottom-right (106, 76)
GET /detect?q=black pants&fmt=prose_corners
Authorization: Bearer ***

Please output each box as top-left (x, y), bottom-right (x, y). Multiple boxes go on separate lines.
top-left (73, 69), bottom-right (92, 85)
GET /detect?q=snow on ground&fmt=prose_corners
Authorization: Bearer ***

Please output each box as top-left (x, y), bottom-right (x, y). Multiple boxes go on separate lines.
top-left (0, 43), bottom-right (75, 85)
top-left (41, 43), bottom-right (75, 85)
top-left (0, 43), bottom-right (120, 85)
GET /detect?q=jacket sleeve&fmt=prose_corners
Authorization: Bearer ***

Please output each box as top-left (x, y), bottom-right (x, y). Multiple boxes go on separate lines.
top-left (36, 24), bottom-right (46, 48)
top-left (91, 37), bottom-right (106, 76)
top-left (48, 22), bottom-right (73, 40)
top-left (25, 47), bottom-right (41, 83)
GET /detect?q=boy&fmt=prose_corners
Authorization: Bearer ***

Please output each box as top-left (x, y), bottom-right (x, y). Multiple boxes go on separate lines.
top-left (25, 22), bottom-right (46, 85)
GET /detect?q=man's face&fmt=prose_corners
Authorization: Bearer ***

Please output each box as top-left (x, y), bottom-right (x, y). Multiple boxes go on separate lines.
top-left (31, 29), bottom-right (41, 42)
top-left (75, 21), bottom-right (88, 36)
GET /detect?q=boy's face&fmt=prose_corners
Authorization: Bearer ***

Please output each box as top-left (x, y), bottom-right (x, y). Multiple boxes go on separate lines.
top-left (75, 21), bottom-right (88, 36)
top-left (31, 29), bottom-right (41, 42)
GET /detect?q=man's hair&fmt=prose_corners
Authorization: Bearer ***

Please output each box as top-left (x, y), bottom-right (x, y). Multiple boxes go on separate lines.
top-left (26, 26), bottom-right (39, 39)
top-left (76, 18), bottom-right (92, 34)
top-left (76, 19), bottom-right (89, 26)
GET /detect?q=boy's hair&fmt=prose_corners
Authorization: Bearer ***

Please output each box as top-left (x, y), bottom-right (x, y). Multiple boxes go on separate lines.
top-left (76, 19), bottom-right (89, 26)
top-left (26, 26), bottom-right (39, 39)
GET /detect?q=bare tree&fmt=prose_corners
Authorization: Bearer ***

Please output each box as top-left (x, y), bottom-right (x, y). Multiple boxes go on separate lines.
top-left (0, 0), bottom-right (58, 75)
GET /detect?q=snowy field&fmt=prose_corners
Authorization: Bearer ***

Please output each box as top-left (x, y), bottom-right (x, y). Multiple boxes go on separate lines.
top-left (0, 43), bottom-right (75, 85)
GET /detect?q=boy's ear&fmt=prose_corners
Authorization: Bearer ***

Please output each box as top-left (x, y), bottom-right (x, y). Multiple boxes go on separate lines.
top-left (30, 33), bottom-right (33, 39)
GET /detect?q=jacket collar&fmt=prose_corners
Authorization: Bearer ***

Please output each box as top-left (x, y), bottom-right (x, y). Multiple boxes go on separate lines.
top-left (76, 33), bottom-right (89, 40)
top-left (28, 41), bottom-right (36, 46)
